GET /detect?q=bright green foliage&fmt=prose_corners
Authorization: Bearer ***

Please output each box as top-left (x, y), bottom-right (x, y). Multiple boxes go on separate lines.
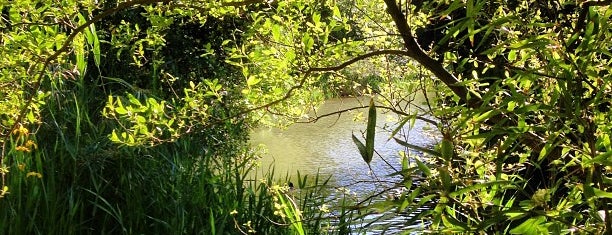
top-left (0, 0), bottom-right (342, 234)
top-left (271, 184), bottom-right (305, 235)
top-left (366, 0), bottom-right (612, 234)
top-left (3, 0), bottom-right (612, 234)
top-left (233, 0), bottom-right (612, 233)
top-left (102, 79), bottom-right (227, 146)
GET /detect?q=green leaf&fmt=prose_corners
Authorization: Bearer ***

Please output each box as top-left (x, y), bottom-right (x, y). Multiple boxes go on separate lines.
top-left (473, 109), bottom-right (499, 123)
top-left (128, 94), bottom-right (142, 106)
top-left (415, 158), bottom-right (431, 177)
top-left (332, 5), bottom-right (341, 19)
top-left (302, 33), bottom-right (314, 52)
top-left (285, 50), bottom-right (296, 62)
top-left (312, 13), bottom-right (321, 25)
top-left (586, 151), bottom-right (612, 166)
top-left (115, 106), bottom-right (128, 115)
top-left (507, 100), bottom-right (517, 111)
top-left (246, 76), bottom-right (261, 86)
top-left (394, 137), bottom-right (442, 158)
top-left (27, 110), bottom-right (36, 123)
top-left (440, 167), bottom-right (452, 190)
top-left (388, 115), bottom-right (413, 140)
top-left (441, 0), bottom-right (465, 16)
top-left (352, 100), bottom-right (376, 166)
top-left (442, 214), bottom-right (468, 231)
top-left (448, 180), bottom-right (511, 198)
top-left (538, 137), bottom-right (558, 162)
top-left (440, 139), bottom-right (453, 161)
top-left (365, 98), bottom-right (376, 163)
top-left (352, 133), bottom-right (368, 164)
top-left (509, 216), bottom-right (548, 235)
top-left (593, 188), bottom-right (612, 199)
top-left (89, 23), bottom-right (101, 66)
top-left (508, 50), bottom-right (517, 62)
top-left (272, 24), bottom-right (281, 41)
top-left (115, 98), bottom-right (127, 115)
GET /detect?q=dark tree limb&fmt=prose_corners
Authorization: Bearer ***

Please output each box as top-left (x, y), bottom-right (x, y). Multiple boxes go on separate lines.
top-left (382, 0), bottom-right (552, 154)
top-left (382, 0), bottom-right (482, 109)
top-left (240, 49), bottom-right (413, 115)
top-left (309, 49), bottom-right (410, 72)
top-left (296, 104), bottom-right (439, 126)
top-left (569, 0), bottom-right (612, 50)
top-left (576, 0), bottom-right (612, 34)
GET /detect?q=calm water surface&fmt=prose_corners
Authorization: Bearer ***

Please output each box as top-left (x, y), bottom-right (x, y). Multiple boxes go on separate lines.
top-left (251, 97), bottom-right (438, 190)
top-left (249, 97), bottom-right (439, 233)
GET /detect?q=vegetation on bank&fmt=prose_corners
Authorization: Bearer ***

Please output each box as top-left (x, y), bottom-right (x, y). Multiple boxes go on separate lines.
top-left (0, 2), bottom-right (353, 234)
top-left (2, 0), bottom-right (612, 234)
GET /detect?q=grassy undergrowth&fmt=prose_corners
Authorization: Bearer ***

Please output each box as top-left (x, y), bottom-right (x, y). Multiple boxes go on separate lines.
top-left (0, 76), bottom-right (357, 234)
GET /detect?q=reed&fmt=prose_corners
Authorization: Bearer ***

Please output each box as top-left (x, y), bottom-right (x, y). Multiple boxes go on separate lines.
top-left (0, 74), bottom-right (355, 234)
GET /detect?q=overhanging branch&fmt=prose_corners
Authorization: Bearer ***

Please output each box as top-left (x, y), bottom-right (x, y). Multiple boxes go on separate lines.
top-left (222, 0), bottom-right (266, 7)
top-left (296, 105), bottom-right (439, 127)
top-left (3, 0), bottom-right (172, 140)
top-left (239, 49), bottom-right (413, 115)
top-left (309, 49), bottom-right (410, 72)
top-left (570, 0), bottom-right (612, 50)
top-left (382, 0), bottom-right (482, 108)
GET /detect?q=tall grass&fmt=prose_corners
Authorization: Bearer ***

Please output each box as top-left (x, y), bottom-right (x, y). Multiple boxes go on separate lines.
top-left (0, 73), bottom-right (356, 234)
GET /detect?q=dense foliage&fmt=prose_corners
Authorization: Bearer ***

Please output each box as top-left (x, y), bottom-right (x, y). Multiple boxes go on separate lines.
top-left (236, 0), bottom-right (612, 233)
top-left (0, 1), bottom-right (339, 234)
top-left (384, 1), bottom-right (612, 233)
top-left (1, 0), bottom-right (612, 234)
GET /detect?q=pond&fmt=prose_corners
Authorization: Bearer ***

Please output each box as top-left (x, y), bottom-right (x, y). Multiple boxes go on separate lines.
top-left (250, 96), bottom-right (440, 233)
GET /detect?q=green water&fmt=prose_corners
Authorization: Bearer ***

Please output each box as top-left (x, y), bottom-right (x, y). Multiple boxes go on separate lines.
top-left (250, 97), bottom-right (439, 194)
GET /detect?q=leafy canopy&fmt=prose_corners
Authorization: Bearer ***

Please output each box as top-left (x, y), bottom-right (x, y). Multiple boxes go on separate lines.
top-left (1, 0), bottom-right (612, 233)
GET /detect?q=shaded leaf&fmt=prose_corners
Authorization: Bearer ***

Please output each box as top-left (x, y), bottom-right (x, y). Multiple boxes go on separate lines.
top-left (394, 137), bottom-right (442, 157)
top-left (415, 158), bottom-right (431, 177)
top-left (365, 98), bottom-right (376, 163)
top-left (352, 133), bottom-right (368, 164)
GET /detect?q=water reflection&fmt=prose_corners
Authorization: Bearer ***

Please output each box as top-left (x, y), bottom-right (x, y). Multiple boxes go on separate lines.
top-left (250, 97), bottom-right (440, 233)
top-left (250, 97), bottom-right (439, 194)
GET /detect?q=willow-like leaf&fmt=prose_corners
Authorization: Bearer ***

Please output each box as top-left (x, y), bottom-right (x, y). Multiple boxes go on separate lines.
top-left (364, 98), bottom-right (376, 164)
top-left (394, 137), bottom-right (442, 158)
top-left (448, 180), bottom-right (512, 198)
top-left (352, 133), bottom-right (368, 163)
top-left (90, 23), bottom-right (101, 67)
top-left (388, 114), bottom-right (413, 140)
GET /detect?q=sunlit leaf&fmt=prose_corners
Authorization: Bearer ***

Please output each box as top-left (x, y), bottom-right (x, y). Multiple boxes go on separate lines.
top-left (90, 23), bottom-right (101, 67)
top-left (272, 24), bottom-right (281, 41)
top-left (509, 216), bottom-right (548, 235)
top-left (449, 181), bottom-right (512, 198)
top-left (508, 50), bottom-right (517, 62)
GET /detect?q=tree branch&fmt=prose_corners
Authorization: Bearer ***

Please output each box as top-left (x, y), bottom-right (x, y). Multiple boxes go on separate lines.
top-left (382, 0), bottom-right (550, 153)
top-left (3, 0), bottom-right (171, 142)
top-left (296, 105), bottom-right (439, 127)
top-left (570, 0), bottom-right (612, 50)
top-left (221, 0), bottom-right (266, 7)
top-left (238, 49), bottom-right (414, 115)
top-left (382, 0), bottom-right (482, 108)
top-left (309, 49), bottom-right (410, 72)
